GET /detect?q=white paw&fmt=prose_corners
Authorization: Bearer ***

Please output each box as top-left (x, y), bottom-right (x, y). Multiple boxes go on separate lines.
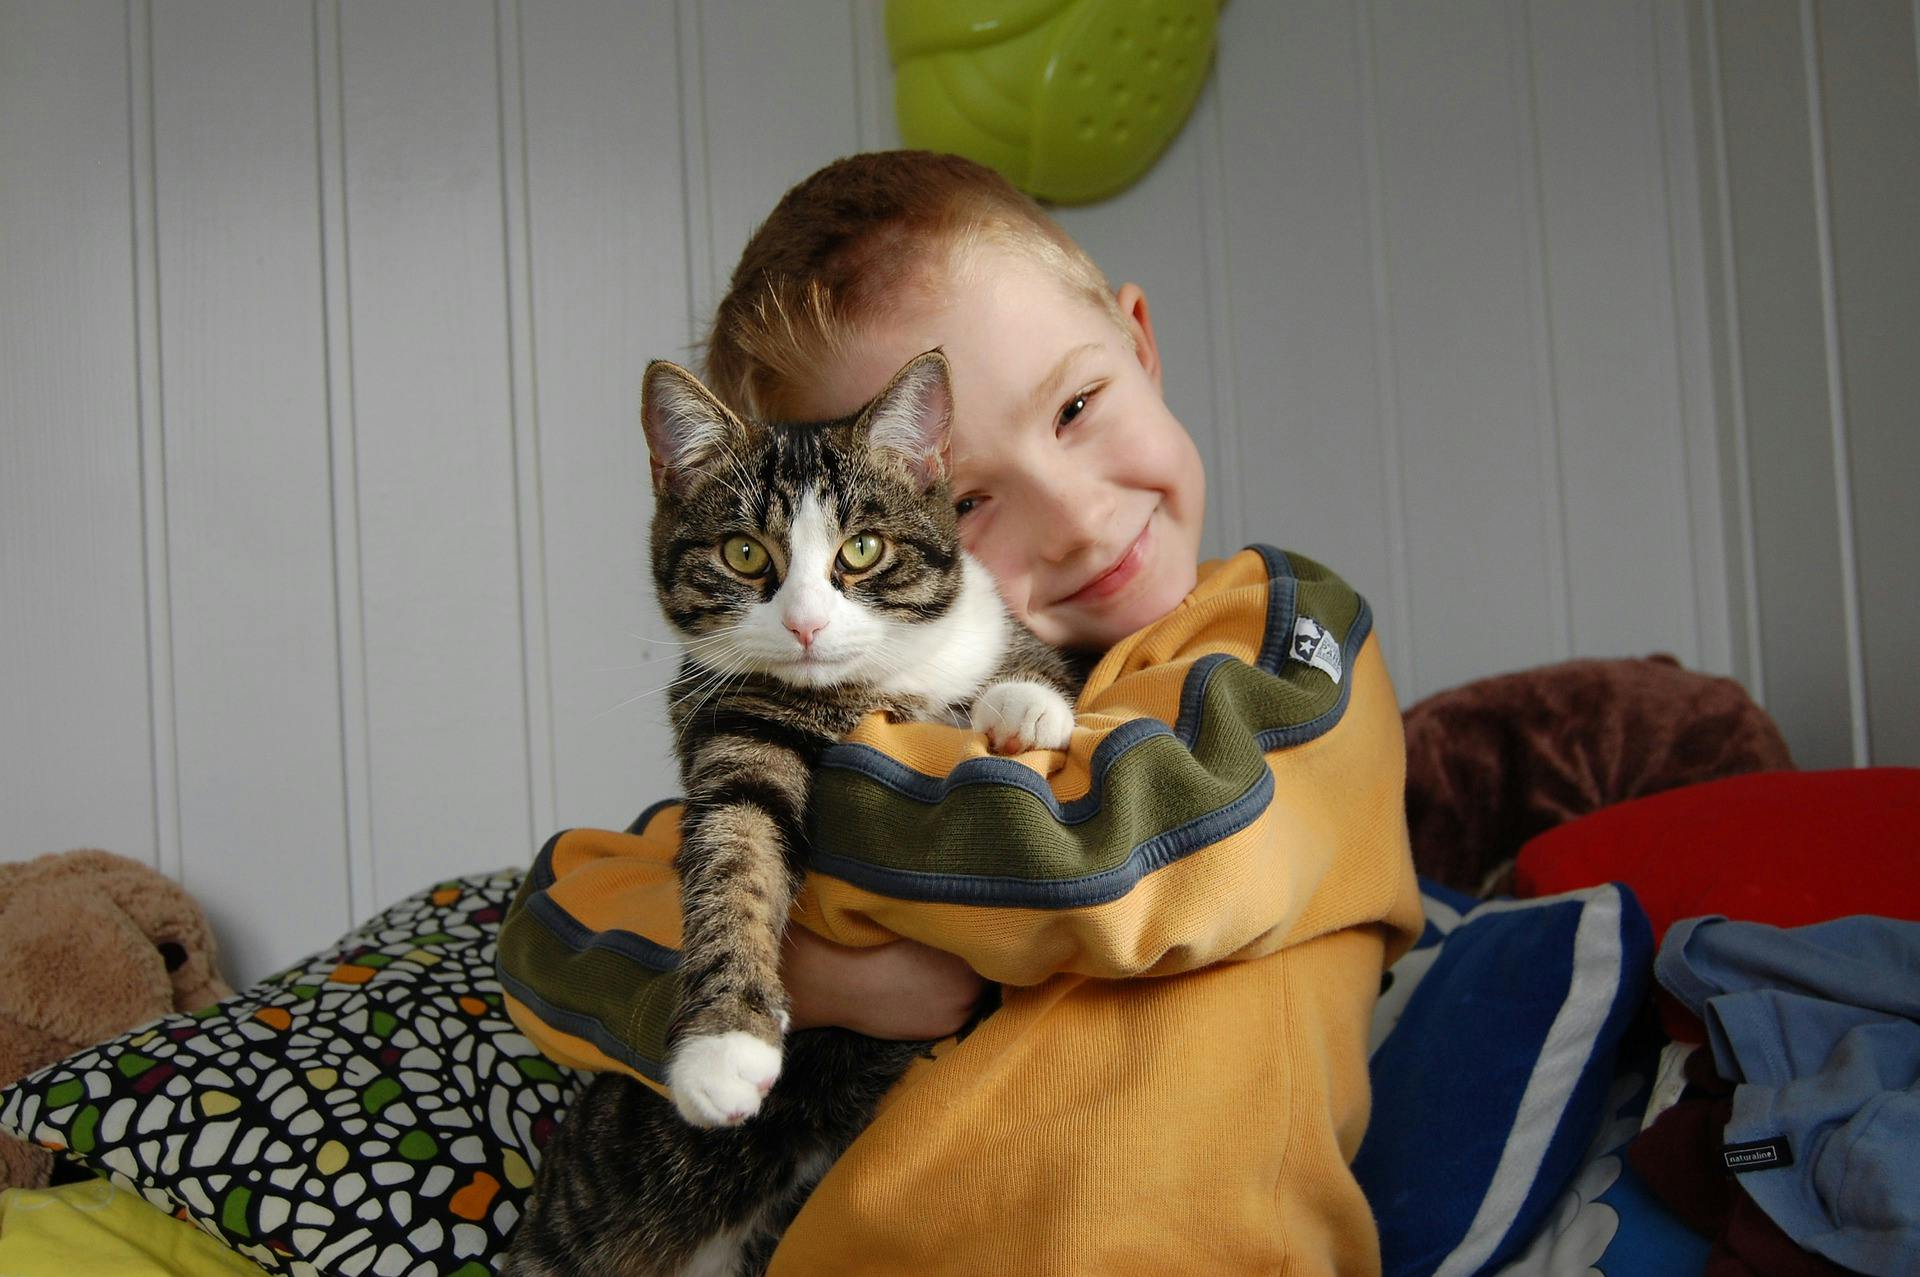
top-left (666, 1031), bottom-right (782, 1128)
top-left (970, 680), bottom-right (1076, 754)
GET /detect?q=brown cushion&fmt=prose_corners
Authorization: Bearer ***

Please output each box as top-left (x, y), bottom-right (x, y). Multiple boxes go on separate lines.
top-left (1401, 655), bottom-right (1793, 896)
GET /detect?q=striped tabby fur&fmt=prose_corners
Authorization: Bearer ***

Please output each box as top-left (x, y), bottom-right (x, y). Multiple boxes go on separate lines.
top-left (504, 352), bottom-right (1077, 1275)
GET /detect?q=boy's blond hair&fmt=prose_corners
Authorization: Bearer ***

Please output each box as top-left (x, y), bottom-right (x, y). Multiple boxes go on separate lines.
top-left (704, 150), bottom-right (1125, 418)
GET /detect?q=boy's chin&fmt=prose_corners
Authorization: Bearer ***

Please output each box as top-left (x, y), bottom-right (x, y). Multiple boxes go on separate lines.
top-left (1048, 574), bottom-right (1195, 651)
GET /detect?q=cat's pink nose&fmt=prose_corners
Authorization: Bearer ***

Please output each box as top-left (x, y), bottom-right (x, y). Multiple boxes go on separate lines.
top-left (785, 618), bottom-right (825, 649)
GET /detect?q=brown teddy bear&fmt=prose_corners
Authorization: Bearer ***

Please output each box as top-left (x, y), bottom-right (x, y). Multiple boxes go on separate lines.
top-left (0, 849), bottom-right (231, 1190)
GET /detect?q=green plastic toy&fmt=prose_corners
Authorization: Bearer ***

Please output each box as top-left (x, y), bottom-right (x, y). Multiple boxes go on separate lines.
top-left (887, 0), bottom-right (1219, 205)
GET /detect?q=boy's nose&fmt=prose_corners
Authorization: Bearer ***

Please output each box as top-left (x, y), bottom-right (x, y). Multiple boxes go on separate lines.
top-left (1035, 480), bottom-right (1116, 565)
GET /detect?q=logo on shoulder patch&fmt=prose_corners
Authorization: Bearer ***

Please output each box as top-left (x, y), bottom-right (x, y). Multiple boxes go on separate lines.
top-left (1290, 616), bottom-right (1343, 684)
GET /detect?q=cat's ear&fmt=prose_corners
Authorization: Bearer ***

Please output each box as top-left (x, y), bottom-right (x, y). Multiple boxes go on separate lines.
top-left (641, 360), bottom-right (743, 495)
top-left (860, 349), bottom-right (952, 491)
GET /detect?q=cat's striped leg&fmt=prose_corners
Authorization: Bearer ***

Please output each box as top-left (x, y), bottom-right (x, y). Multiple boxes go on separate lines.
top-left (666, 739), bottom-right (810, 1128)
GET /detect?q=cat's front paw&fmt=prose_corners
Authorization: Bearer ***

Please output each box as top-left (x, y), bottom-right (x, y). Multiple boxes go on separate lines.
top-left (970, 680), bottom-right (1076, 754)
top-left (666, 1032), bottom-right (783, 1128)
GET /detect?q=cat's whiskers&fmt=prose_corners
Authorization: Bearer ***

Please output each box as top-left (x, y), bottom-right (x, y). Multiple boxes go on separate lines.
top-left (588, 657), bottom-right (683, 674)
top-left (679, 649), bottom-right (759, 729)
top-left (623, 624), bottom-right (752, 659)
top-left (595, 662), bottom-right (724, 719)
top-left (667, 621), bottom-right (756, 659)
top-left (589, 634), bottom-right (739, 675)
top-left (595, 629), bottom-right (757, 716)
top-left (594, 621), bottom-right (752, 681)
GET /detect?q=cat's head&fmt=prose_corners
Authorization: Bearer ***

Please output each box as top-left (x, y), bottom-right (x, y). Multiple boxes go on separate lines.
top-left (641, 350), bottom-right (967, 688)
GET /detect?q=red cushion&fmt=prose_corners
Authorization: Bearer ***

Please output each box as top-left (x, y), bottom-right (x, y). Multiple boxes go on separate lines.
top-left (1514, 768), bottom-right (1920, 946)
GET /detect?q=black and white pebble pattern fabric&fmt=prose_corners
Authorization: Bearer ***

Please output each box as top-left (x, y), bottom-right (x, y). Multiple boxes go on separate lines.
top-left (0, 869), bottom-right (582, 1277)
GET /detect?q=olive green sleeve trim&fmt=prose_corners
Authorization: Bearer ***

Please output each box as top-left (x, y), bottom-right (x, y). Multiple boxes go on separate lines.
top-left (495, 833), bottom-right (679, 1083)
top-left (808, 546), bottom-right (1370, 907)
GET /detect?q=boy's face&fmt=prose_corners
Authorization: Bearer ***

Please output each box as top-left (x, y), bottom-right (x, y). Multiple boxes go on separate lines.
top-left (789, 245), bottom-right (1206, 651)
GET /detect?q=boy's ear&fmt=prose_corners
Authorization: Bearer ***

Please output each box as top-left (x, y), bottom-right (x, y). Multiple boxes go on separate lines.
top-left (1116, 282), bottom-right (1164, 394)
top-left (641, 360), bottom-right (742, 495)
top-left (860, 349), bottom-right (952, 490)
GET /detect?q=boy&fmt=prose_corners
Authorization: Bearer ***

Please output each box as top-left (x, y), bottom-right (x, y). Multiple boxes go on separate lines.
top-left (498, 151), bottom-right (1422, 1274)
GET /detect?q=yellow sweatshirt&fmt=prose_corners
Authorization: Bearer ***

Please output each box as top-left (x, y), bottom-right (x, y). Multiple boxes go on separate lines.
top-left (498, 547), bottom-right (1424, 1274)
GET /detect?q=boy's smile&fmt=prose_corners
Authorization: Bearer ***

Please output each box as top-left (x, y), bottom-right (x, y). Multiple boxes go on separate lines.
top-left (788, 245), bottom-right (1206, 651)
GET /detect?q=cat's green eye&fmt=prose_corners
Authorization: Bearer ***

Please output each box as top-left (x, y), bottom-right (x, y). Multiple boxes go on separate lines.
top-left (837, 532), bottom-right (884, 572)
top-left (721, 535), bottom-right (771, 577)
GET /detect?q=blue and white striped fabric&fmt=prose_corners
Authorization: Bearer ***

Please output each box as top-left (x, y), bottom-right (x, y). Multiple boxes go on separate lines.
top-left (1356, 881), bottom-right (1654, 1277)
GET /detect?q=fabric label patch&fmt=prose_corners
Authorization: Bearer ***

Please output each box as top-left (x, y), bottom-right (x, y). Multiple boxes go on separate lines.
top-left (1290, 616), bottom-right (1343, 684)
top-left (1722, 1136), bottom-right (1793, 1173)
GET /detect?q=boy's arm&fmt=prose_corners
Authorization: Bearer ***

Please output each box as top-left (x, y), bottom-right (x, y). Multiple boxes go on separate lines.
top-left (498, 549), bottom-right (1421, 1081)
top-left (496, 805), bottom-right (986, 1088)
top-left (497, 808), bottom-right (686, 1089)
top-left (792, 547), bottom-right (1423, 985)
top-left (781, 927), bottom-right (986, 1039)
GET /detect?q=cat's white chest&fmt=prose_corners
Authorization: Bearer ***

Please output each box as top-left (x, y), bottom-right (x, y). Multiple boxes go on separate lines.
top-left (873, 554), bottom-right (1012, 707)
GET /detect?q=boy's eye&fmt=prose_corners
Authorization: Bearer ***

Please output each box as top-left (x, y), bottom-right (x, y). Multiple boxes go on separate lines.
top-left (1058, 387), bottom-right (1095, 429)
top-left (954, 496), bottom-right (980, 519)
top-left (721, 535), bottom-right (771, 577)
top-left (837, 532), bottom-right (885, 572)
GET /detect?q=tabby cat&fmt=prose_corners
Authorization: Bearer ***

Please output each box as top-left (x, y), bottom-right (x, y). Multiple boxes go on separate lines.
top-left (503, 350), bottom-right (1079, 1276)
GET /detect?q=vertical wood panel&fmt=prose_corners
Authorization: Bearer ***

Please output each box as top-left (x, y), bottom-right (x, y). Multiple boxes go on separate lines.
top-left (149, 0), bottom-right (348, 982)
top-left (497, 0), bottom-right (558, 843)
top-left (1209, 0), bottom-right (1403, 683)
top-left (850, 0), bottom-right (896, 151)
top-left (130, 0), bottom-right (182, 882)
top-left (5, 1), bottom-right (1775, 961)
top-left (1367, 0), bottom-right (1563, 695)
top-left (1817, 0), bottom-right (1920, 764)
top-left (1713, 0), bottom-right (1854, 768)
top-left (1526, 0), bottom-right (1702, 665)
top-left (338, 2), bottom-right (532, 897)
top-left (1508, 0), bottom-right (1577, 666)
top-left (1194, 83), bottom-right (1249, 565)
top-left (521, 0), bottom-right (692, 829)
top-left (1693, 0), bottom-right (1767, 698)
top-left (1654, 0), bottom-right (1736, 679)
top-left (687, 4), bottom-right (862, 327)
top-left (673, 0), bottom-right (712, 355)
top-left (1799, 0), bottom-right (1869, 766)
top-left (0, 0), bottom-right (154, 861)
top-left (312, 0), bottom-right (372, 921)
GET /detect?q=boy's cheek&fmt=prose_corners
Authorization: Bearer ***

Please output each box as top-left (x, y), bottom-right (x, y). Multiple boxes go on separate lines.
top-left (960, 527), bottom-right (1034, 607)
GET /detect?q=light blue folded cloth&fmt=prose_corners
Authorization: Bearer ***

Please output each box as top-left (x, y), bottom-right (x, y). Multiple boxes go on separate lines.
top-left (1658, 914), bottom-right (1920, 1277)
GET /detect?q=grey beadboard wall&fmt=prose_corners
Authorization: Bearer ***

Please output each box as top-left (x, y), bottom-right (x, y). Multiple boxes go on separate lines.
top-left (0, 0), bottom-right (1911, 986)
top-left (1691, 0), bottom-right (1920, 771)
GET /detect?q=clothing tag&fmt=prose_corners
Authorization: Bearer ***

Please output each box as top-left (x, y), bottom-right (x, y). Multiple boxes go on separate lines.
top-left (1290, 616), bottom-right (1343, 684)
top-left (1722, 1136), bottom-right (1794, 1173)
top-left (1641, 1041), bottom-right (1698, 1132)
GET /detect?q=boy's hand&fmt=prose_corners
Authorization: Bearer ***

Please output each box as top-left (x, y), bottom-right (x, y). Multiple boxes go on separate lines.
top-left (782, 926), bottom-right (988, 1040)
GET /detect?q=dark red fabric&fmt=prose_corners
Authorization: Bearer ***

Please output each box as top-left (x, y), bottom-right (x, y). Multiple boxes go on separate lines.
top-left (1710, 1192), bottom-right (1860, 1277)
top-left (1629, 1051), bottom-right (1857, 1277)
top-left (1514, 768), bottom-right (1920, 946)
top-left (1631, 1049), bottom-right (1734, 1224)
